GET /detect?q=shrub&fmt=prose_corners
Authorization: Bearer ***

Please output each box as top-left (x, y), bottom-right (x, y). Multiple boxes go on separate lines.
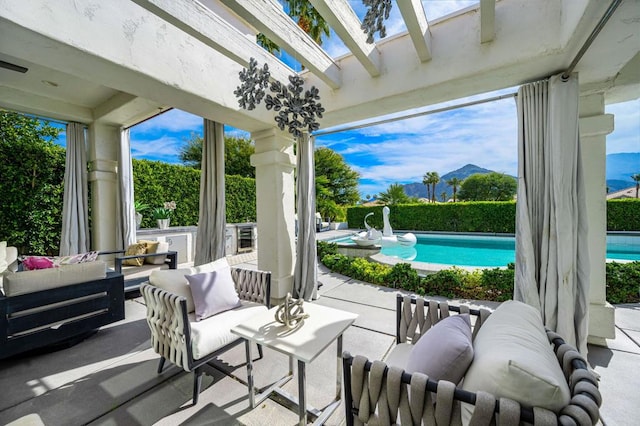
top-left (606, 261), bottom-right (640, 304)
top-left (423, 268), bottom-right (465, 299)
top-left (480, 265), bottom-right (515, 302)
top-left (386, 263), bottom-right (421, 291)
top-left (607, 199), bottom-right (640, 231)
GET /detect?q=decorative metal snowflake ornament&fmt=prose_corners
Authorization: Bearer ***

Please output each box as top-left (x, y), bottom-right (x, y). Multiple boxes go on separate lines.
top-left (235, 58), bottom-right (324, 138)
top-left (361, 0), bottom-right (393, 44)
top-left (234, 58), bottom-right (270, 110)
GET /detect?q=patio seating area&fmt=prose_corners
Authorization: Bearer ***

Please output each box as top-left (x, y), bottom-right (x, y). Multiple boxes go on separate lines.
top-left (0, 238), bottom-right (638, 425)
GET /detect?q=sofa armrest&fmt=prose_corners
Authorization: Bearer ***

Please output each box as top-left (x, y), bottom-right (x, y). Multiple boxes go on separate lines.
top-left (231, 268), bottom-right (271, 308)
top-left (113, 251), bottom-right (178, 273)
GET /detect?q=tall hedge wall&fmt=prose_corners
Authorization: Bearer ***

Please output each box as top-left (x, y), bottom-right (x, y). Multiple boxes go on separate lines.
top-left (347, 202), bottom-right (517, 233)
top-left (348, 199), bottom-right (640, 233)
top-left (607, 199), bottom-right (640, 231)
top-left (132, 159), bottom-right (256, 227)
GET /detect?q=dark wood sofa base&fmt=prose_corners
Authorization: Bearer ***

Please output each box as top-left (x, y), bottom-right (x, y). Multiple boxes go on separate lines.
top-left (0, 271), bottom-right (125, 360)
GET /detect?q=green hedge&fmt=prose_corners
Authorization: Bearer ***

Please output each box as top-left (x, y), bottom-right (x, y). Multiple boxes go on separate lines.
top-left (607, 199), bottom-right (640, 231)
top-left (125, 159), bottom-right (258, 227)
top-left (347, 202), bottom-right (517, 233)
top-left (318, 242), bottom-right (639, 304)
top-left (349, 199), bottom-right (640, 233)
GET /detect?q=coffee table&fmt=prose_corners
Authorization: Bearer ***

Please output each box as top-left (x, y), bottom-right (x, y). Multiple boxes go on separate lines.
top-left (231, 303), bottom-right (358, 425)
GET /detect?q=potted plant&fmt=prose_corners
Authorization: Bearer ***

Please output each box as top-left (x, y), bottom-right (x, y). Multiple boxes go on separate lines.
top-left (152, 201), bottom-right (176, 229)
top-left (134, 201), bottom-right (149, 229)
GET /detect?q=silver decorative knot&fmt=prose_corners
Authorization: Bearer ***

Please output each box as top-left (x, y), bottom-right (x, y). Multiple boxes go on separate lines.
top-left (274, 293), bottom-right (310, 329)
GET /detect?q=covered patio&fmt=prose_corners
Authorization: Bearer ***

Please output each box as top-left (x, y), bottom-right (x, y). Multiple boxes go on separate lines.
top-left (1, 0), bottom-right (639, 423)
top-left (0, 244), bottom-right (639, 424)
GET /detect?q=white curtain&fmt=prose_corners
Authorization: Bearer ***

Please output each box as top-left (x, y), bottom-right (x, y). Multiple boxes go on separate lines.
top-left (116, 128), bottom-right (137, 251)
top-left (293, 132), bottom-right (318, 301)
top-left (194, 119), bottom-right (226, 266)
top-left (514, 74), bottom-right (590, 355)
top-left (60, 123), bottom-right (89, 256)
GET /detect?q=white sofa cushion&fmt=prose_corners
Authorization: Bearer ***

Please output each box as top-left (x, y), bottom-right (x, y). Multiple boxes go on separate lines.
top-left (189, 301), bottom-right (267, 360)
top-left (148, 258), bottom-right (231, 313)
top-left (3, 261), bottom-right (107, 297)
top-left (461, 300), bottom-right (571, 422)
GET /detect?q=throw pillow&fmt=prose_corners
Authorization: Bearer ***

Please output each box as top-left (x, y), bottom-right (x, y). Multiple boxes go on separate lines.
top-left (22, 256), bottom-right (57, 270)
top-left (186, 267), bottom-right (240, 321)
top-left (461, 300), bottom-right (571, 422)
top-left (57, 251), bottom-right (100, 265)
top-left (144, 241), bottom-right (169, 265)
top-left (122, 243), bottom-right (147, 266)
top-left (0, 241), bottom-right (7, 274)
top-left (404, 314), bottom-right (473, 384)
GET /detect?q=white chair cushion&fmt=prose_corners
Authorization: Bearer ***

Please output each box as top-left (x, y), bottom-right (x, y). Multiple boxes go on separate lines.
top-left (384, 342), bottom-right (413, 369)
top-left (149, 258), bottom-right (232, 313)
top-left (189, 301), bottom-right (267, 360)
top-left (461, 300), bottom-right (571, 422)
top-left (3, 261), bottom-right (107, 297)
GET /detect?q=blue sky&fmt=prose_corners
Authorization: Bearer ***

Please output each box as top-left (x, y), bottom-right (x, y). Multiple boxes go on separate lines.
top-left (54, 1), bottom-right (640, 197)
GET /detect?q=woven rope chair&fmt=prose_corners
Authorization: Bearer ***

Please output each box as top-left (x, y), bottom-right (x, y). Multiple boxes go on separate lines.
top-left (141, 267), bottom-right (270, 405)
top-left (342, 295), bottom-right (601, 425)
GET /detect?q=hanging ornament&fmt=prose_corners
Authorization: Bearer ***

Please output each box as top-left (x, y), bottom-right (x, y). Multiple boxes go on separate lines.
top-left (361, 0), bottom-right (393, 44)
top-left (235, 58), bottom-right (324, 138)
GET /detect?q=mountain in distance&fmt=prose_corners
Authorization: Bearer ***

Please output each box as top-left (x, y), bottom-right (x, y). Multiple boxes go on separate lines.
top-left (403, 164), bottom-right (495, 199)
top-left (402, 153), bottom-right (639, 200)
top-left (606, 153), bottom-right (639, 192)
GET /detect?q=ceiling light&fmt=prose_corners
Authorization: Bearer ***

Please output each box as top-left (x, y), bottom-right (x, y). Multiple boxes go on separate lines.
top-left (41, 80), bottom-right (59, 87)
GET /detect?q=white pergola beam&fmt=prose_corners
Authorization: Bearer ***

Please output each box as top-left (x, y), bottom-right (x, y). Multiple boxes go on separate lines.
top-left (0, 86), bottom-right (94, 123)
top-left (131, 0), bottom-right (295, 84)
top-left (480, 0), bottom-right (496, 43)
top-left (396, 0), bottom-right (432, 62)
top-left (223, 0), bottom-right (342, 89)
top-left (309, 0), bottom-right (380, 77)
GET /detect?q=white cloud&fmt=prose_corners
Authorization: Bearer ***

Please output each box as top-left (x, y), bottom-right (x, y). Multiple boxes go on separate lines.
top-left (606, 99), bottom-right (640, 154)
top-left (131, 135), bottom-right (184, 163)
top-left (133, 109), bottom-right (203, 134)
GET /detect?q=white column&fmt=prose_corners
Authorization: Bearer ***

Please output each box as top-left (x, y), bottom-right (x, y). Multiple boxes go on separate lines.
top-left (250, 128), bottom-right (296, 303)
top-left (87, 122), bottom-right (120, 251)
top-left (579, 93), bottom-right (615, 345)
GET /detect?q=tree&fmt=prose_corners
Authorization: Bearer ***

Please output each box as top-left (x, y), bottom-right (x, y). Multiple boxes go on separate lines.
top-left (446, 177), bottom-right (463, 202)
top-left (179, 134), bottom-right (256, 178)
top-left (633, 173), bottom-right (640, 198)
top-left (378, 183), bottom-right (412, 205)
top-left (457, 172), bottom-right (517, 201)
top-left (423, 171), bottom-right (440, 202)
top-left (314, 147), bottom-right (360, 218)
top-left (440, 191), bottom-right (448, 202)
top-left (257, 1), bottom-right (329, 53)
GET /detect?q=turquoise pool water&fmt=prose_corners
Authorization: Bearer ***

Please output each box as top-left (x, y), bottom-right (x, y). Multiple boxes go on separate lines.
top-left (331, 233), bottom-right (640, 267)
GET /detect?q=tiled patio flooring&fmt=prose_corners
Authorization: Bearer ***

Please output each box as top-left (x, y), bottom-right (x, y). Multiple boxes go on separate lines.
top-left (1, 239), bottom-right (638, 425)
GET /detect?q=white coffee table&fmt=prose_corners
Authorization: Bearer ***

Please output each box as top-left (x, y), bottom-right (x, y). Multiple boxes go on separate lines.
top-left (231, 303), bottom-right (358, 425)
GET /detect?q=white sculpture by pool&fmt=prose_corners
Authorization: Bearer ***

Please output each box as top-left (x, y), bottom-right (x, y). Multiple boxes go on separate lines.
top-left (352, 207), bottom-right (417, 247)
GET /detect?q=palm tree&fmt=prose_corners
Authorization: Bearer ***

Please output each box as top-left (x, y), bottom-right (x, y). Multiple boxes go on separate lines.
top-left (440, 191), bottom-right (447, 202)
top-left (428, 172), bottom-right (440, 203)
top-left (422, 172), bottom-right (432, 201)
top-left (446, 177), bottom-right (463, 202)
top-left (378, 183), bottom-right (411, 205)
top-left (285, 0), bottom-right (330, 45)
top-left (632, 173), bottom-right (640, 198)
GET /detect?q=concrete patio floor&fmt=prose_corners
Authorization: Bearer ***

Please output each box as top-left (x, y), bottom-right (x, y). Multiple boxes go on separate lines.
top-left (1, 236), bottom-right (638, 425)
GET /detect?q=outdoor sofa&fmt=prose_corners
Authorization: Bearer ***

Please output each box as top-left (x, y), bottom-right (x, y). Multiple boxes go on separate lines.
top-left (343, 295), bottom-right (601, 425)
top-left (0, 259), bottom-right (124, 360)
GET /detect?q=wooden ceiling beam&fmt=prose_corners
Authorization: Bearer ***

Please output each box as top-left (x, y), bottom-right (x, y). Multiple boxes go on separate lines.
top-left (397, 0), bottom-right (432, 62)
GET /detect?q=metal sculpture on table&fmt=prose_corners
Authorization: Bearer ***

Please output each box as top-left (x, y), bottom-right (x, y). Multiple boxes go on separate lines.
top-left (234, 58), bottom-right (324, 138)
top-left (274, 292), bottom-right (310, 329)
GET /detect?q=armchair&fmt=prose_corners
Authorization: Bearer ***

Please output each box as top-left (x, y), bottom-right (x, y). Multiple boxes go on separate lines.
top-left (140, 266), bottom-right (271, 405)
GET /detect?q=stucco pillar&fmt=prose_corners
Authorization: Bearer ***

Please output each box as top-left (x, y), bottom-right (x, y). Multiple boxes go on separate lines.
top-left (250, 128), bottom-right (296, 303)
top-left (579, 93), bottom-right (615, 345)
top-left (87, 122), bottom-right (120, 251)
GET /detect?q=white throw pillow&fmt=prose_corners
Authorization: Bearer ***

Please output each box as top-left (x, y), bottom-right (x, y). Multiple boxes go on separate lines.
top-left (404, 314), bottom-right (473, 384)
top-left (461, 300), bottom-right (571, 423)
top-left (148, 258), bottom-right (232, 313)
top-left (186, 267), bottom-right (241, 321)
top-left (0, 241), bottom-right (7, 274)
top-left (145, 241), bottom-right (170, 265)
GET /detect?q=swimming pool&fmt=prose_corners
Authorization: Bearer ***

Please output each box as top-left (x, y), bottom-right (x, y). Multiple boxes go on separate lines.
top-left (330, 233), bottom-right (640, 267)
